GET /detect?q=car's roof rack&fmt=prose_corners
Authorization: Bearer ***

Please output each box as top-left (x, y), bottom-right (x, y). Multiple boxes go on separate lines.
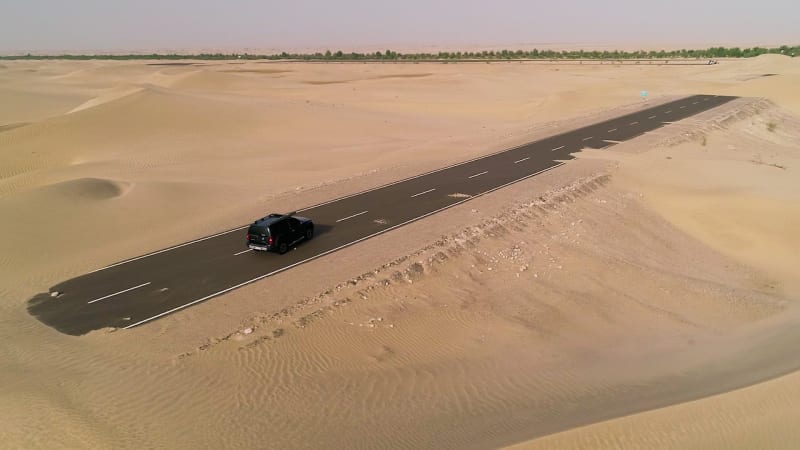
top-left (255, 215), bottom-right (275, 223)
top-left (254, 212), bottom-right (297, 224)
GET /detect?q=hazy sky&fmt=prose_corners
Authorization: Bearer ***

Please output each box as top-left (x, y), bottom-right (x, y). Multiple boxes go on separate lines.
top-left (2, 0), bottom-right (798, 53)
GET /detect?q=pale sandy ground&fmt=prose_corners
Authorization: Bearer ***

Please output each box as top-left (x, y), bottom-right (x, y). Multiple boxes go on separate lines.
top-left (0, 55), bottom-right (799, 449)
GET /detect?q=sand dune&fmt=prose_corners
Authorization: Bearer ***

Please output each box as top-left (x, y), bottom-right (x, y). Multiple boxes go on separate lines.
top-left (1, 55), bottom-right (799, 449)
top-left (303, 72), bottom-right (433, 84)
top-left (66, 85), bottom-right (144, 114)
top-left (510, 361), bottom-right (800, 450)
top-left (0, 85), bottom-right (92, 124)
top-left (172, 69), bottom-right (274, 91)
top-left (35, 177), bottom-right (131, 200)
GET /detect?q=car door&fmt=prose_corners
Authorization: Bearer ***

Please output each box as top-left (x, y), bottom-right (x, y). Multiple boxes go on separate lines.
top-left (270, 220), bottom-right (289, 245)
top-left (287, 218), bottom-right (302, 242)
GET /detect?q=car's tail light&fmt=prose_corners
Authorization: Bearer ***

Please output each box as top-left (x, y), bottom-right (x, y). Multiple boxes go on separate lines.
top-left (246, 234), bottom-right (251, 241)
top-left (268, 236), bottom-right (273, 246)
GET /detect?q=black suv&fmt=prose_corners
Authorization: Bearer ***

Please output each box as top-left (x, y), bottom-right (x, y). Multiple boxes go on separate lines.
top-left (246, 212), bottom-right (314, 254)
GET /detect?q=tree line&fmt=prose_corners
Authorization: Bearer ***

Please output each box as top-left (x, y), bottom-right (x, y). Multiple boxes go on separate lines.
top-left (2, 45), bottom-right (797, 61)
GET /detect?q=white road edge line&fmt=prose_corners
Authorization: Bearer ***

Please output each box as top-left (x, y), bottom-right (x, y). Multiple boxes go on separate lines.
top-left (629, 121), bottom-right (639, 125)
top-left (607, 128), bottom-right (617, 133)
top-left (550, 145), bottom-right (565, 152)
top-left (336, 210), bottom-right (369, 222)
top-left (88, 282), bottom-right (151, 304)
top-left (234, 249), bottom-right (252, 256)
top-left (410, 188), bottom-right (436, 198)
top-left (468, 171), bottom-right (488, 179)
top-left (90, 227), bottom-right (247, 273)
top-left (123, 163), bottom-right (566, 330)
top-left (514, 157), bottom-right (530, 164)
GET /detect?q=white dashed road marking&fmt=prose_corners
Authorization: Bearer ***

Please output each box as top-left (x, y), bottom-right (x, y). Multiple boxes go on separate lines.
top-left (514, 157), bottom-right (530, 164)
top-left (336, 210), bottom-right (369, 222)
top-left (629, 121), bottom-right (639, 125)
top-left (468, 171), bottom-right (488, 179)
top-left (234, 249), bottom-right (252, 256)
top-left (648, 115), bottom-right (657, 119)
top-left (607, 128), bottom-right (617, 133)
top-left (410, 188), bottom-right (436, 198)
top-left (550, 145), bottom-right (565, 152)
top-left (582, 136), bottom-right (593, 141)
top-left (88, 282), bottom-right (151, 304)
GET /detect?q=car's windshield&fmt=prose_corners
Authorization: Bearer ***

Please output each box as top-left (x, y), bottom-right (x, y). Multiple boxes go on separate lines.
top-left (247, 225), bottom-right (268, 236)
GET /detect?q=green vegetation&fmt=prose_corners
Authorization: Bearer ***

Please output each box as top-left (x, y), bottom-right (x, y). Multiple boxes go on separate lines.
top-left (767, 122), bottom-right (777, 132)
top-left (2, 45), bottom-right (798, 61)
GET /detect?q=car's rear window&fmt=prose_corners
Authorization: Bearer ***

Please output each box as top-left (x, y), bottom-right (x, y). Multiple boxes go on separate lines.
top-left (248, 225), bottom-right (269, 236)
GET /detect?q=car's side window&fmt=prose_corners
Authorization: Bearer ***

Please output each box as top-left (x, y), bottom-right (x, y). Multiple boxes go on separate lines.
top-left (270, 222), bottom-right (286, 235)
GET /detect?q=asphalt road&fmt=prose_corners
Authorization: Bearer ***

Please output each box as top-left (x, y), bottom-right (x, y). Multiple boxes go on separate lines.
top-left (28, 94), bottom-right (736, 335)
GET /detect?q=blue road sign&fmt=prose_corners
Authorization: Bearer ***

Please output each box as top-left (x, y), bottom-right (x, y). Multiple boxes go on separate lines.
top-left (640, 90), bottom-right (648, 98)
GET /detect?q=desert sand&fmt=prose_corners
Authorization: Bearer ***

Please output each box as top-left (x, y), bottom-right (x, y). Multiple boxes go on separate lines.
top-left (1, 55), bottom-right (799, 449)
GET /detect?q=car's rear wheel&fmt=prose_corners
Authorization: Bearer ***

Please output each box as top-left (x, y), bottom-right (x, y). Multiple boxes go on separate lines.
top-left (278, 242), bottom-right (288, 254)
top-left (305, 227), bottom-right (314, 241)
